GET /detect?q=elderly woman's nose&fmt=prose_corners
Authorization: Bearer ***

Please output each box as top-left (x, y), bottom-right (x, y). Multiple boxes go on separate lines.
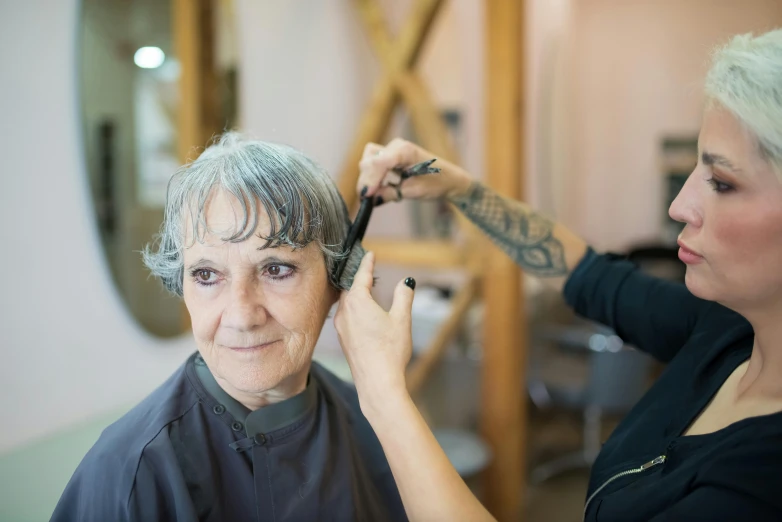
top-left (222, 281), bottom-right (269, 330)
top-left (669, 173), bottom-right (703, 228)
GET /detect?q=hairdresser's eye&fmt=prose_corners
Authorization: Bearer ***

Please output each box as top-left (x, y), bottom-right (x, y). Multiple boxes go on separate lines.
top-left (265, 264), bottom-right (295, 280)
top-left (706, 177), bottom-right (734, 193)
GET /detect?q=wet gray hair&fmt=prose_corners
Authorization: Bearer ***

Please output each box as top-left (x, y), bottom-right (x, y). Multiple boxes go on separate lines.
top-left (142, 132), bottom-right (364, 296)
top-left (704, 28), bottom-right (782, 178)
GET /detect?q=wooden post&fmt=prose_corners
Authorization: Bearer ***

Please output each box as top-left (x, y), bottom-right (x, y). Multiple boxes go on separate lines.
top-left (174, 0), bottom-right (200, 164)
top-left (481, 1), bottom-right (526, 520)
top-left (174, 0), bottom-right (220, 331)
top-left (198, 0), bottom-right (221, 146)
top-left (174, 0), bottom-right (220, 163)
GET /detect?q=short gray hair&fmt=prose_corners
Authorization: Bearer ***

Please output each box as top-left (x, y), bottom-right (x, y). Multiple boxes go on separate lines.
top-left (704, 28), bottom-right (782, 178)
top-left (143, 132), bottom-right (363, 296)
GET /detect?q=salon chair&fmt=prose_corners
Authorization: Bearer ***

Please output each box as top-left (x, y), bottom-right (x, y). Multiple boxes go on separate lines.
top-left (527, 318), bottom-right (653, 484)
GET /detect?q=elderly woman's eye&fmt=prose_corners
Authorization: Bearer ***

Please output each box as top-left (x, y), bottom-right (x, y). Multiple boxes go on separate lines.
top-left (265, 264), bottom-right (294, 280)
top-left (190, 269), bottom-right (218, 286)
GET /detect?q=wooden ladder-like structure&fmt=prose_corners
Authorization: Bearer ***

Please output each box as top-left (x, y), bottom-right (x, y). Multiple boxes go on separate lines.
top-left (175, 1), bottom-right (527, 519)
top-left (334, 1), bottom-right (527, 520)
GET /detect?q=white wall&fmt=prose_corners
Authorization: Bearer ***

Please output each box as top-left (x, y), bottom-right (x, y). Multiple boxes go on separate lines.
top-left (0, 0), bottom-right (194, 453)
top-left (0, 0), bottom-right (484, 453)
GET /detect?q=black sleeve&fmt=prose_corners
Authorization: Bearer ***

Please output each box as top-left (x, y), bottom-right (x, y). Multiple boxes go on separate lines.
top-left (562, 248), bottom-right (711, 363)
top-left (648, 486), bottom-right (781, 522)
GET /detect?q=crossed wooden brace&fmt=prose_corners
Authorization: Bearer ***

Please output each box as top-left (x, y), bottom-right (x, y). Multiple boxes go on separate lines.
top-left (333, 0), bottom-right (483, 395)
top-left (337, 0), bottom-right (459, 210)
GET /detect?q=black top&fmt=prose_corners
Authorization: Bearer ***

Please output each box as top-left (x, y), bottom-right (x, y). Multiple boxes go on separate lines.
top-left (51, 353), bottom-right (406, 522)
top-left (564, 250), bottom-right (782, 521)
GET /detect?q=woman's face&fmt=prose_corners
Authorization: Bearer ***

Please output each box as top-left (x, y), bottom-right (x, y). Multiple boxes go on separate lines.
top-left (669, 105), bottom-right (782, 312)
top-left (182, 189), bottom-right (338, 404)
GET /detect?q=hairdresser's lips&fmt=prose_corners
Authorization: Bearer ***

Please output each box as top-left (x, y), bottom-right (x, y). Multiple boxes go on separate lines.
top-left (677, 240), bottom-right (704, 265)
top-left (225, 340), bottom-right (280, 353)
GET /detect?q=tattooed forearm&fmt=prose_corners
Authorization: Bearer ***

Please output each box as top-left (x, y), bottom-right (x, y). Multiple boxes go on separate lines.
top-left (449, 182), bottom-right (568, 277)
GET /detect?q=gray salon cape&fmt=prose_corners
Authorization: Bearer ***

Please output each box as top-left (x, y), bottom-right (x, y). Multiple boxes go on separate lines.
top-left (51, 353), bottom-right (407, 522)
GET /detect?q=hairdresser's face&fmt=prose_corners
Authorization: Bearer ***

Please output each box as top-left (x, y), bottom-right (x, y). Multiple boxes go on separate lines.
top-left (669, 106), bottom-right (782, 312)
top-left (182, 189), bottom-right (337, 405)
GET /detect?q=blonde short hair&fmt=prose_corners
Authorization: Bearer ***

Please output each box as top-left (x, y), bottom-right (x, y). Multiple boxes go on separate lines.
top-left (704, 29), bottom-right (782, 178)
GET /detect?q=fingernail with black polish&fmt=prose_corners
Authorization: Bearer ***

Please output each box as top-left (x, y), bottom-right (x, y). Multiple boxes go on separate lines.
top-left (404, 277), bottom-right (416, 290)
top-left (374, 196), bottom-right (384, 206)
top-left (360, 186), bottom-right (368, 198)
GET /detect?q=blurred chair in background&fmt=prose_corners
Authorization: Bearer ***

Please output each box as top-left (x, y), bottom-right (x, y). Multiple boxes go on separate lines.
top-left (527, 319), bottom-right (653, 484)
top-left (526, 248), bottom-right (684, 484)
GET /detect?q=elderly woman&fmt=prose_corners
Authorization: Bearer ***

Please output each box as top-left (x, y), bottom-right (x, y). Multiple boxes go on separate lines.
top-left (52, 134), bottom-right (406, 522)
top-left (335, 29), bottom-right (782, 521)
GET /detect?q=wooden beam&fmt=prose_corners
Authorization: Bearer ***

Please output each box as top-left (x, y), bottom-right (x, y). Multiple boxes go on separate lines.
top-left (174, 0), bottom-right (201, 164)
top-left (481, 0), bottom-right (526, 520)
top-left (353, 1), bottom-right (456, 162)
top-left (174, 0), bottom-right (221, 162)
top-left (174, 0), bottom-right (221, 331)
top-left (406, 277), bottom-right (477, 395)
top-left (198, 0), bottom-right (221, 146)
top-left (362, 238), bottom-right (465, 268)
top-left (338, 0), bottom-right (445, 211)
top-left (394, 72), bottom-right (457, 161)
top-left (173, 0), bottom-right (200, 332)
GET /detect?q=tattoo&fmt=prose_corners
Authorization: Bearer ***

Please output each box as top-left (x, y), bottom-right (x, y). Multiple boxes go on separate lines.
top-left (450, 182), bottom-right (568, 277)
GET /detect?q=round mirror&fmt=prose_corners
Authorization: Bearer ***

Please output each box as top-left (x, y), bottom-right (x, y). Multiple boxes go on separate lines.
top-left (80, 0), bottom-right (239, 336)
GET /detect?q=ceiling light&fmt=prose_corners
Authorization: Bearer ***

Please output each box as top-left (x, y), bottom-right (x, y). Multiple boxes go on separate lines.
top-left (134, 47), bottom-right (165, 69)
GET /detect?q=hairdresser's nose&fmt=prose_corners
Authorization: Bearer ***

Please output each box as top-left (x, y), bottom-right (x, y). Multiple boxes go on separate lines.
top-left (221, 278), bottom-right (269, 331)
top-left (668, 170), bottom-right (703, 229)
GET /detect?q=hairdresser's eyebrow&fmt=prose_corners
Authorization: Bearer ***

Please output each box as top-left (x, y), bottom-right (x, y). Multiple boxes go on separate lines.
top-left (702, 151), bottom-right (743, 174)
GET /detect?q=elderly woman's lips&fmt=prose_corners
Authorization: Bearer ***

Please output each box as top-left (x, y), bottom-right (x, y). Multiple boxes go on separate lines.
top-left (226, 341), bottom-right (278, 351)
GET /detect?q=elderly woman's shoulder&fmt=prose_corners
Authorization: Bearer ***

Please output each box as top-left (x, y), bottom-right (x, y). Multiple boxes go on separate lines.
top-left (52, 360), bottom-right (199, 519)
top-left (81, 360), bottom-right (198, 475)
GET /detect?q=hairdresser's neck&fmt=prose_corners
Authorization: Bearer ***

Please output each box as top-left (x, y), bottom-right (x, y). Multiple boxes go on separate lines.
top-left (737, 300), bottom-right (782, 399)
top-left (215, 367), bottom-right (308, 411)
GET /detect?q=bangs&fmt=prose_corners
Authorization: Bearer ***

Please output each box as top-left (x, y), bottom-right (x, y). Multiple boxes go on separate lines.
top-left (179, 149), bottom-right (326, 250)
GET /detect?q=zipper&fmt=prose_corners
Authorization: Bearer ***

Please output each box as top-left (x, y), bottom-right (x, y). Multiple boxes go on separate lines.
top-left (583, 455), bottom-right (666, 521)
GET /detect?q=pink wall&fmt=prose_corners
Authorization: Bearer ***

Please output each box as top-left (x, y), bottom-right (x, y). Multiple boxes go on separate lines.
top-left (556, 0), bottom-right (782, 251)
top-left (237, 0), bottom-right (486, 347)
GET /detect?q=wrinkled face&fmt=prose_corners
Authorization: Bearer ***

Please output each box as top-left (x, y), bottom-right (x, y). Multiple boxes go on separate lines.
top-left (669, 106), bottom-right (782, 312)
top-left (182, 189), bottom-right (338, 403)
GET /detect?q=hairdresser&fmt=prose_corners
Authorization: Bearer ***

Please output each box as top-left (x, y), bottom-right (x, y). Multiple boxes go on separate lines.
top-left (333, 29), bottom-right (782, 522)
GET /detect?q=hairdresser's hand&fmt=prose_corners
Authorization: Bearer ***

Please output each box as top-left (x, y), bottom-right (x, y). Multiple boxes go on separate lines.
top-left (358, 139), bottom-right (472, 204)
top-left (334, 252), bottom-right (416, 416)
